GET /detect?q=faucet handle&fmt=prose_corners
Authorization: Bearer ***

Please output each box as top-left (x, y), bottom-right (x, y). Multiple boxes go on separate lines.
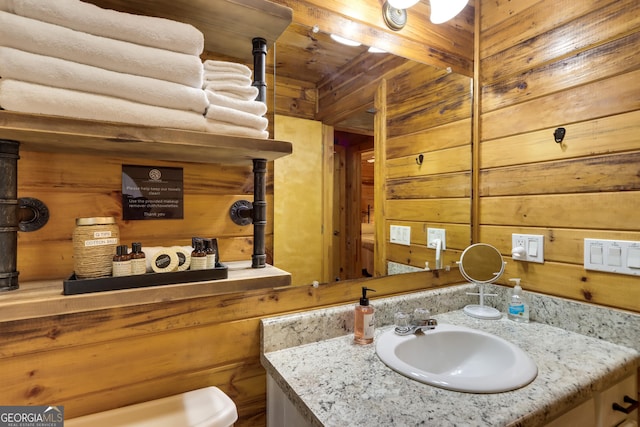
top-left (413, 307), bottom-right (431, 326)
top-left (394, 311), bottom-right (411, 334)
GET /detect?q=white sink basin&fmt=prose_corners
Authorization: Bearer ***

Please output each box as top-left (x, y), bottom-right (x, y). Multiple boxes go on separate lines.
top-left (376, 323), bottom-right (537, 393)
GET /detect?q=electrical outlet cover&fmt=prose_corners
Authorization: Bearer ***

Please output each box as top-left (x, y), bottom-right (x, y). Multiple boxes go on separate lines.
top-left (427, 228), bottom-right (446, 249)
top-left (511, 233), bottom-right (544, 263)
top-left (390, 225), bottom-right (411, 246)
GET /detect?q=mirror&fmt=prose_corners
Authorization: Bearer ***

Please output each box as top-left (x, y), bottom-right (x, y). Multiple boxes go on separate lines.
top-left (272, 21), bottom-right (473, 285)
top-left (459, 243), bottom-right (505, 320)
top-left (459, 243), bottom-right (505, 284)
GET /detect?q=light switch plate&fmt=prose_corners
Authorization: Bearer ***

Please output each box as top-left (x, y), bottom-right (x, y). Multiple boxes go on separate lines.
top-left (390, 225), bottom-right (411, 246)
top-left (584, 238), bottom-right (640, 276)
top-left (427, 228), bottom-right (446, 249)
top-left (511, 234), bottom-right (544, 263)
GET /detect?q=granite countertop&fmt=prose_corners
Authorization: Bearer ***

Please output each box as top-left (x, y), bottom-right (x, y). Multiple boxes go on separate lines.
top-left (261, 285), bottom-right (640, 427)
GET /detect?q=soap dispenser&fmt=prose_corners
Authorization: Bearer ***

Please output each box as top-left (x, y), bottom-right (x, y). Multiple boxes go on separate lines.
top-left (354, 287), bottom-right (376, 345)
top-left (508, 278), bottom-right (530, 323)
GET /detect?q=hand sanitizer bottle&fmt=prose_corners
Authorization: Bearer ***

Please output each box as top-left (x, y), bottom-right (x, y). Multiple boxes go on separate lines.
top-left (508, 278), bottom-right (530, 323)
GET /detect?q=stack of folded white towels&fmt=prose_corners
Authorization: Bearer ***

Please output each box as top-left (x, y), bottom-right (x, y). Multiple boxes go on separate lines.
top-left (0, 0), bottom-right (270, 138)
top-left (203, 60), bottom-right (269, 139)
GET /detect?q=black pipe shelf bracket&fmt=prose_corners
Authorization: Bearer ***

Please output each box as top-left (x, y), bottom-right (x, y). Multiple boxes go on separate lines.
top-left (227, 38), bottom-right (271, 269)
top-left (228, 157), bottom-right (268, 269)
top-left (229, 200), bottom-right (254, 226)
top-left (0, 139), bottom-right (50, 291)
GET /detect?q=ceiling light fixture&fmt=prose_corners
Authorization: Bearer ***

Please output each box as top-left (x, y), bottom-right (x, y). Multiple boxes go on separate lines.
top-left (330, 34), bottom-right (361, 47)
top-left (368, 46), bottom-right (386, 53)
top-left (429, 0), bottom-right (469, 24)
top-left (387, 0), bottom-right (420, 9)
top-left (382, 1), bottom-right (407, 31)
top-left (384, 0), bottom-right (469, 24)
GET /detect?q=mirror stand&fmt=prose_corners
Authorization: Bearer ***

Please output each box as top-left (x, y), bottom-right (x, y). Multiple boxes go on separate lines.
top-left (463, 285), bottom-right (502, 320)
top-left (458, 243), bottom-right (506, 320)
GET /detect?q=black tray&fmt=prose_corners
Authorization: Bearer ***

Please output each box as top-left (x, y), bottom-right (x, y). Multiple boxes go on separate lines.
top-left (63, 264), bottom-right (228, 295)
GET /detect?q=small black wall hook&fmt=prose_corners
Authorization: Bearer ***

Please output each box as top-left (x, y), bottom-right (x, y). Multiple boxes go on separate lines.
top-left (553, 127), bottom-right (566, 143)
top-left (416, 154), bottom-right (424, 165)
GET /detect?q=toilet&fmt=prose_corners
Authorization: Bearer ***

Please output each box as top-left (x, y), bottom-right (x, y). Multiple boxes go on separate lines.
top-left (65, 386), bottom-right (238, 427)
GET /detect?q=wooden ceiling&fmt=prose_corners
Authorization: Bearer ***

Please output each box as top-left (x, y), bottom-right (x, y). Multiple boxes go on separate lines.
top-left (267, 0), bottom-right (475, 134)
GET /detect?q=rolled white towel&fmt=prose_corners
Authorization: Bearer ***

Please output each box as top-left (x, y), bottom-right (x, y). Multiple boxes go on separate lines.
top-left (0, 79), bottom-right (208, 132)
top-left (204, 82), bottom-right (259, 101)
top-left (203, 72), bottom-right (253, 87)
top-left (0, 11), bottom-right (204, 88)
top-left (203, 60), bottom-right (252, 77)
top-left (0, 47), bottom-right (208, 113)
top-left (205, 90), bottom-right (267, 117)
top-left (0, 0), bottom-right (204, 56)
top-left (205, 104), bottom-right (268, 131)
top-left (205, 120), bottom-right (269, 139)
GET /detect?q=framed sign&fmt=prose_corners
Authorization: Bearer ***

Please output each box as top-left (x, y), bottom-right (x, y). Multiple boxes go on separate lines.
top-left (122, 165), bottom-right (184, 220)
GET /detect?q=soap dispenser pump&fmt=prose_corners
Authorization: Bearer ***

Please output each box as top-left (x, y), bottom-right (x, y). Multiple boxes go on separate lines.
top-left (508, 278), bottom-right (530, 323)
top-left (354, 287), bottom-right (376, 345)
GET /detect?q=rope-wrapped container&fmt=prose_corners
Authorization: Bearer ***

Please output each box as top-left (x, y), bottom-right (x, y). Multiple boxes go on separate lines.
top-left (72, 217), bottom-right (119, 278)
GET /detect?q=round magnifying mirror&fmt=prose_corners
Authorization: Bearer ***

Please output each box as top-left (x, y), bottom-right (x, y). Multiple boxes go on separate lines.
top-left (459, 243), bottom-right (505, 284)
top-left (459, 243), bottom-right (505, 320)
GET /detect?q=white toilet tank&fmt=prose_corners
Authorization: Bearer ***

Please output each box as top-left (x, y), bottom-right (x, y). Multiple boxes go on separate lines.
top-left (65, 386), bottom-right (238, 427)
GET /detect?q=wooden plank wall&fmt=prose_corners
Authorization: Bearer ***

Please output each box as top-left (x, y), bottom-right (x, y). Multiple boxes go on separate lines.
top-left (383, 63), bottom-right (473, 271)
top-left (477, 0), bottom-right (640, 312)
top-left (0, 269), bottom-right (463, 425)
top-left (16, 150), bottom-right (270, 282)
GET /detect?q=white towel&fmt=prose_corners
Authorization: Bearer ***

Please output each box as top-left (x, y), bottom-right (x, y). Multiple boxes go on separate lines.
top-left (204, 82), bottom-right (259, 101)
top-left (0, 80), bottom-right (207, 132)
top-left (205, 120), bottom-right (269, 139)
top-left (205, 90), bottom-right (267, 116)
top-left (204, 72), bottom-right (253, 87)
top-left (205, 104), bottom-right (268, 131)
top-left (0, 47), bottom-right (208, 113)
top-left (203, 60), bottom-right (252, 77)
top-left (0, 11), bottom-right (204, 88)
top-left (0, 0), bottom-right (204, 56)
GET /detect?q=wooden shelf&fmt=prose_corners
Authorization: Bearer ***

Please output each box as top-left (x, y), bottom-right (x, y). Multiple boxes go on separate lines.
top-left (0, 0), bottom-right (295, 163)
top-left (0, 111), bottom-right (292, 164)
top-left (0, 261), bottom-right (291, 322)
top-left (86, 0), bottom-right (293, 61)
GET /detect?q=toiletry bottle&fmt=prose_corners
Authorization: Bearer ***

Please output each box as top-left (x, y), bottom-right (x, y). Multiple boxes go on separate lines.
top-left (354, 287), bottom-right (376, 345)
top-left (130, 242), bottom-right (146, 275)
top-left (190, 238), bottom-right (207, 270)
top-left (508, 278), bottom-right (530, 323)
top-left (112, 244), bottom-right (132, 277)
top-left (210, 238), bottom-right (220, 265)
top-left (203, 238), bottom-right (216, 269)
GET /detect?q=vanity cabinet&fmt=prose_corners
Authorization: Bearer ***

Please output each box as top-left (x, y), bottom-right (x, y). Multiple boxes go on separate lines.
top-left (268, 371), bottom-right (638, 427)
top-left (0, 0), bottom-right (293, 290)
top-left (595, 373), bottom-right (638, 427)
top-left (546, 372), bottom-right (638, 427)
top-left (267, 375), bottom-right (315, 427)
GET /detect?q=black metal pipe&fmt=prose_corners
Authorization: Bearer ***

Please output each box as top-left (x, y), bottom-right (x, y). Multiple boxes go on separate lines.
top-left (0, 139), bottom-right (20, 291)
top-left (252, 37), bottom-right (267, 103)
top-left (251, 37), bottom-right (268, 268)
top-left (252, 159), bottom-right (267, 268)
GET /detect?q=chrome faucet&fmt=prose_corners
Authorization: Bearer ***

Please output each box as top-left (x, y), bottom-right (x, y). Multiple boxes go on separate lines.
top-left (394, 308), bottom-right (438, 336)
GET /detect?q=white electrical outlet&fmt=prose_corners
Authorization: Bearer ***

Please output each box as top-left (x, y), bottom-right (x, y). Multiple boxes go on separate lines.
top-left (427, 228), bottom-right (446, 249)
top-left (390, 225), bottom-right (411, 246)
top-left (511, 233), bottom-right (544, 263)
